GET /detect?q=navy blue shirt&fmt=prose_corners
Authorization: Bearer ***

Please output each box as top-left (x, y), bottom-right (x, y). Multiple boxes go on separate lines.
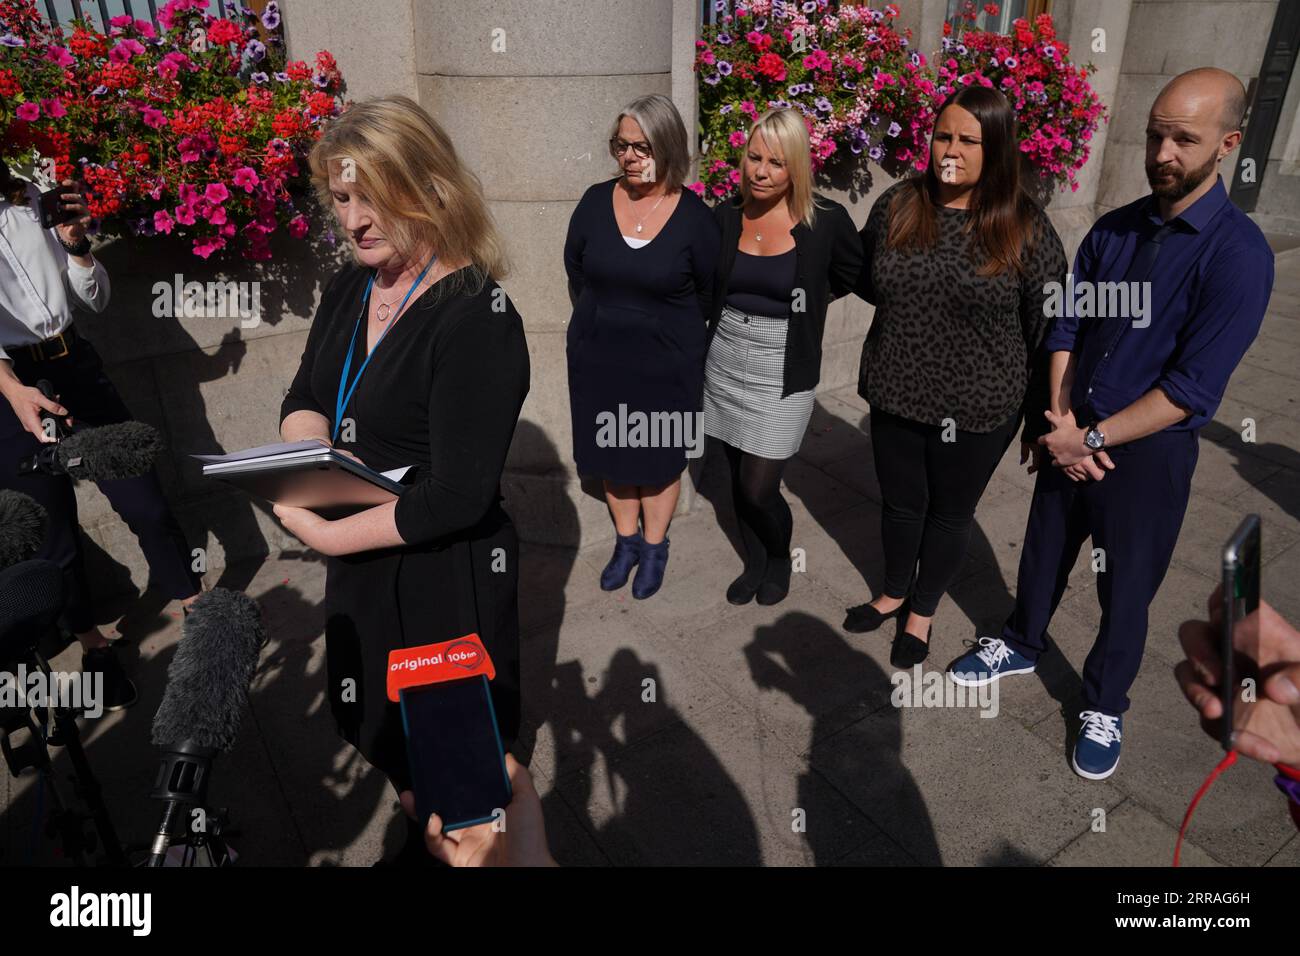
top-left (1045, 176), bottom-right (1273, 431)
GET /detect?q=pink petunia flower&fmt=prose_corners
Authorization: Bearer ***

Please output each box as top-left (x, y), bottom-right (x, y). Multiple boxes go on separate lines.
top-left (232, 167), bottom-right (260, 193)
top-left (154, 210), bottom-right (174, 234)
top-left (108, 39), bottom-right (145, 64)
top-left (45, 45), bottom-right (75, 67)
top-left (16, 102), bottom-right (39, 121)
top-left (193, 236), bottom-right (226, 259)
top-left (204, 182), bottom-right (229, 204)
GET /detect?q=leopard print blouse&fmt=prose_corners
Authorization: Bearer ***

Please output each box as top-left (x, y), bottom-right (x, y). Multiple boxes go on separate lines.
top-left (856, 179), bottom-right (1067, 435)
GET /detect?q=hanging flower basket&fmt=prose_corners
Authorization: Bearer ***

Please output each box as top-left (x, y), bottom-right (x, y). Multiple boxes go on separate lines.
top-left (694, 0), bottom-right (936, 202)
top-left (937, 5), bottom-right (1108, 194)
top-left (0, 0), bottom-right (346, 260)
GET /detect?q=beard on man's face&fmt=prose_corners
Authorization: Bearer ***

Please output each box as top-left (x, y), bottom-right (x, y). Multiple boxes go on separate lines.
top-left (1147, 150), bottom-right (1219, 200)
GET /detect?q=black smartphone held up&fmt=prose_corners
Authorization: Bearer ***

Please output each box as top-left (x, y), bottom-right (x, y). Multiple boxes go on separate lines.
top-left (400, 675), bottom-right (512, 832)
top-left (38, 185), bottom-right (81, 230)
top-left (1220, 514), bottom-right (1262, 751)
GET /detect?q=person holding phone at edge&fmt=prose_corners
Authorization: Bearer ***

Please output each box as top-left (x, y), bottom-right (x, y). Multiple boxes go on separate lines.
top-left (273, 96), bottom-right (529, 864)
top-left (949, 69), bottom-right (1274, 781)
top-left (847, 86), bottom-right (1066, 668)
top-left (564, 94), bottom-right (721, 600)
top-left (704, 108), bottom-right (862, 606)
top-left (1178, 591), bottom-right (1300, 832)
top-left (0, 162), bottom-right (202, 709)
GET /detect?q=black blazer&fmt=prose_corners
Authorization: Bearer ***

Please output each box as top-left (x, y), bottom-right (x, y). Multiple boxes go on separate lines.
top-left (707, 192), bottom-right (863, 397)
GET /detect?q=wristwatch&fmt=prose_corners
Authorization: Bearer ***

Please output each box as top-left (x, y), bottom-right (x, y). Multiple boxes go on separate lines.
top-left (1084, 423), bottom-right (1106, 452)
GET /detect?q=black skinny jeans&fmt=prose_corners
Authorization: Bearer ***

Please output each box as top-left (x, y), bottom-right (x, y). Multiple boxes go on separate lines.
top-left (870, 407), bottom-right (1017, 617)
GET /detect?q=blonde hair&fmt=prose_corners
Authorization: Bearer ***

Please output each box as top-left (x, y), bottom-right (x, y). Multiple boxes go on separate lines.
top-left (309, 95), bottom-right (508, 300)
top-left (739, 109), bottom-right (823, 228)
top-left (607, 93), bottom-right (691, 191)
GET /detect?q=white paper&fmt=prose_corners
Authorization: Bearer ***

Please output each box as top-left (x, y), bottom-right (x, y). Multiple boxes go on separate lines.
top-left (192, 440), bottom-right (328, 465)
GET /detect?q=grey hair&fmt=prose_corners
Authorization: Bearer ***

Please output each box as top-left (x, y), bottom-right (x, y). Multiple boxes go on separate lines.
top-left (608, 93), bottom-right (691, 191)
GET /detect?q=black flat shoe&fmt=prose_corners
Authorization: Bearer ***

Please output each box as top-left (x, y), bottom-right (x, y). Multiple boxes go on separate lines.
top-left (842, 598), bottom-right (908, 633)
top-left (889, 631), bottom-right (931, 669)
top-left (756, 556), bottom-right (792, 606)
top-left (726, 566), bottom-right (765, 605)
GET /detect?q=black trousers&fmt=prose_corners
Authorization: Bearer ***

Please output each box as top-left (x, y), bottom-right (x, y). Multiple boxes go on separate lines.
top-left (0, 333), bottom-right (200, 632)
top-left (870, 407), bottom-right (1017, 616)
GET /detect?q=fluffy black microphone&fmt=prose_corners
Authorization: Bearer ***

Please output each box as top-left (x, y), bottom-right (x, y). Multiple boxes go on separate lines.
top-left (147, 588), bottom-right (265, 866)
top-left (152, 588), bottom-right (265, 751)
top-left (57, 421), bottom-right (163, 482)
top-left (0, 490), bottom-right (47, 571)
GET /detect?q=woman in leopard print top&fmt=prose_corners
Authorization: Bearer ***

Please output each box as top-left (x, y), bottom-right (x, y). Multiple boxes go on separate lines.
top-left (844, 85), bottom-right (1067, 669)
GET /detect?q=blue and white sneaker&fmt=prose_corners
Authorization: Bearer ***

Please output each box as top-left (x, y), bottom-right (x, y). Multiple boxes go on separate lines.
top-left (1072, 710), bottom-right (1122, 780)
top-left (948, 636), bottom-right (1036, 687)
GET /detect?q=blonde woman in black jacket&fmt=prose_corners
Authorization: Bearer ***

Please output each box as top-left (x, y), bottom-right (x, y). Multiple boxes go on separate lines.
top-left (704, 108), bottom-right (862, 605)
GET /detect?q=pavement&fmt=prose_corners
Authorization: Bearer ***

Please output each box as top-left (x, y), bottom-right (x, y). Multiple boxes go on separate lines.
top-left (4, 251), bottom-right (1300, 868)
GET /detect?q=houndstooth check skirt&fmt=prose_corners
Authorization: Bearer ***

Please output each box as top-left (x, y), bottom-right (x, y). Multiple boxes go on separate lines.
top-left (702, 304), bottom-right (816, 460)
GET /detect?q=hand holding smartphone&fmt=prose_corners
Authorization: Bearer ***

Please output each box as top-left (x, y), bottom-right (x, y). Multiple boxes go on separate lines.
top-left (1220, 515), bottom-right (1261, 751)
top-left (38, 180), bottom-right (88, 231)
top-left (1177, 517), bottom-right (1300, 766)
top-left (388, 637), bottom-right (512, 833)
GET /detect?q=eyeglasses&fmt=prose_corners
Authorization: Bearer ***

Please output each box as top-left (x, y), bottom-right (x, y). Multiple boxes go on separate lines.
top-left (610, 138), bottom-right (653, 158)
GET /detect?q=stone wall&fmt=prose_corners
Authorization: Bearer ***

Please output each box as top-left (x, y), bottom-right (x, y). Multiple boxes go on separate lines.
top-left (1094, 0), bottom-right (1276, 217)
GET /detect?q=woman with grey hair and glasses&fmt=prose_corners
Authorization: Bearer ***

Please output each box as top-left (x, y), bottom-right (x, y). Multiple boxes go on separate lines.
top-left (564, 93), bottom-right (720, 599)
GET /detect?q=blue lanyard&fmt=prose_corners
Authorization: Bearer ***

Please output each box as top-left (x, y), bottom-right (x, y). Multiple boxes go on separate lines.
top-left (332, 257), bottom-right (436, 442)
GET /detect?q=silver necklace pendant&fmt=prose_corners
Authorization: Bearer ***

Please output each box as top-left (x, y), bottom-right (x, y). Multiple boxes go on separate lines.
top-left (376, 302), bottom-right (391, 322)
top-left (635, 223), bottom-right (643, 233)
top-left (755, 232), bottom-right (763, 241)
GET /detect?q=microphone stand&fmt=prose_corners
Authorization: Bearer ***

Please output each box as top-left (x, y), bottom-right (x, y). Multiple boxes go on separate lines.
top-left (0, 649), bottom-right (127, 867)
top-left (146, 740), bottom-right (232, 867)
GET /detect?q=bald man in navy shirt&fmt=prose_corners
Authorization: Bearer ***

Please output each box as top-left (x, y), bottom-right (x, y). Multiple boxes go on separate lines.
top-left (950, 68), bottom-right (1275, 780)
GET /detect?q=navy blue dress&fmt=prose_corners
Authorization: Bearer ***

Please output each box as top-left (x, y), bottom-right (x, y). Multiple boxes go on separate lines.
top-left (564, 178), bottom-right (720, 486)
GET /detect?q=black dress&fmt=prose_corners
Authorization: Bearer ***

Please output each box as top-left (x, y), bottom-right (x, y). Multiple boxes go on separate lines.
top-left (280, 262), bottom-right (530, 790)
top-left (564, 178), bottom-right (721, 486)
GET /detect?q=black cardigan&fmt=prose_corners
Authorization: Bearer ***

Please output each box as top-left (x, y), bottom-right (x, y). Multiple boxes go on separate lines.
top-left (707, 192), bottom-right (863, 397)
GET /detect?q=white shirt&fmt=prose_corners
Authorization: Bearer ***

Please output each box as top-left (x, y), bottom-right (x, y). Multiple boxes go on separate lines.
top-left (0, 178), bottom-right (110, 361)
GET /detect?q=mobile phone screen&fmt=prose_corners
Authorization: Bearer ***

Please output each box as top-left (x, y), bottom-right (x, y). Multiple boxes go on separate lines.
top-left (1221, 515), bottom-right (1261, 750)
top-left (399, 676), bottom-right (512, 832)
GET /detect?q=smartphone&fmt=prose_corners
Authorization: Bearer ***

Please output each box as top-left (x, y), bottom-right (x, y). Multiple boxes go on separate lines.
top-left (399, 675), bottom-right (512, 832)
top-left (1220, 514), bottom-right (1261, 751)
top-left (38, 186), bottom-right (80, 230)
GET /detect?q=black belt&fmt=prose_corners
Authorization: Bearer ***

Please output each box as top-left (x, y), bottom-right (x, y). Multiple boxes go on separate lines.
top-left (7, 325), bottom-right (79, 363)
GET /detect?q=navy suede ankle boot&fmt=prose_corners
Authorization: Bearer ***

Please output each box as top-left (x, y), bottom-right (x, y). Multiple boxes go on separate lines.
top-left (632, 535), bottom-right (670, 599)
top-left (600, 531), bottom-right (643, 590)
